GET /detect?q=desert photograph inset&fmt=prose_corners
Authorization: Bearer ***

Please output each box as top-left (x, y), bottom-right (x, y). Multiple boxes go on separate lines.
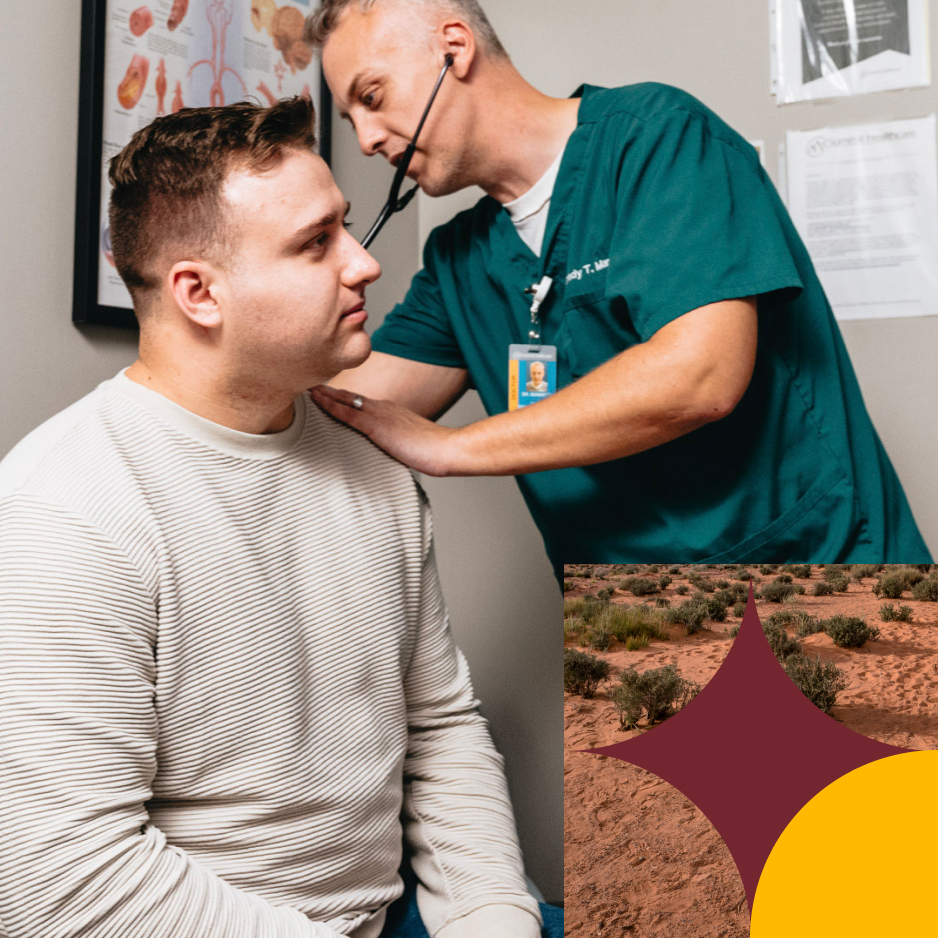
top-left (564, 563), bottom-right (938, 936)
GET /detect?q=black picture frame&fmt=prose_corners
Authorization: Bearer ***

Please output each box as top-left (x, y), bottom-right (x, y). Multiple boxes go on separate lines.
top-left (73, 0), bottom-right (332, 328)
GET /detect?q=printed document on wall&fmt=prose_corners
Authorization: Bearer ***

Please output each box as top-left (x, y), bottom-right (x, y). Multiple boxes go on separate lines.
top-left (786, 116), bottom-right (938, 321)
top-left (772, 0), bottom-right (930, 104)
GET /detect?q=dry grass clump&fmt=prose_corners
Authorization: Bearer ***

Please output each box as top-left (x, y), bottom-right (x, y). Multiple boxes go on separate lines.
top-left (563, 596), bottom-right (668, 646)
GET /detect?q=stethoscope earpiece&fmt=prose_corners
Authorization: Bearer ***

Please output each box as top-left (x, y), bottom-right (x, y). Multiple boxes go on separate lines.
top-left (360, 56), bottom-right (455, 249)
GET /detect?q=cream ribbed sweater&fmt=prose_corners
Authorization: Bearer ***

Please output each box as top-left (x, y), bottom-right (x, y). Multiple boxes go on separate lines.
top-left (0, 374), bottom-right (540, 938)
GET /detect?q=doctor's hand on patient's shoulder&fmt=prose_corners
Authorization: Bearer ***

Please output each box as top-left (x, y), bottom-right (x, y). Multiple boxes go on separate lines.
top-left (310, 385), bottom-right (462, 477)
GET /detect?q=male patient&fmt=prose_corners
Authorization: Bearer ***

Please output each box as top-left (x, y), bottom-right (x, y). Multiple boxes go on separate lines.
top-left (0, 99), bottom-right (556, 938)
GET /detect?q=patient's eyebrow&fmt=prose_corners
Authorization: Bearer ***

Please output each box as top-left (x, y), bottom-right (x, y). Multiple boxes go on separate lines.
top-left (285, 202), bottom-right (352, 252)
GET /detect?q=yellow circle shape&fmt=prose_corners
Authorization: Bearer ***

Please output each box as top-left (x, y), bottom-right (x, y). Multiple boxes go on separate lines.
top-left (752, 751), bottom-right (938, 937)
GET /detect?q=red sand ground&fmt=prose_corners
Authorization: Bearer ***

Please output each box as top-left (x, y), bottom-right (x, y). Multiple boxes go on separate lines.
top-left (564, 564), bottom-right (938, 936)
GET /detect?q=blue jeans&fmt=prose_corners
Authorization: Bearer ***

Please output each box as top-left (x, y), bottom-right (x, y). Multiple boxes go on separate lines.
top-left (378, 868), bottom-right (563, 938)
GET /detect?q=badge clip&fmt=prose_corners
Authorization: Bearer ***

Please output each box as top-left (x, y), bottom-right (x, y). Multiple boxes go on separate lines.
top-left (524, 276), bottom-right (553, 348)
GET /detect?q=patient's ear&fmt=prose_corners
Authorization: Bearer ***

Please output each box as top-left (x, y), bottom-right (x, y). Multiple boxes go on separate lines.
top-left (168, 260), bottom-right (223, 330)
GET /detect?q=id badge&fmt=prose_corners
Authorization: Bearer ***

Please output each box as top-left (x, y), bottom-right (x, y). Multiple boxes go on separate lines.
top-left (508, 344), bottom-right (558, 411)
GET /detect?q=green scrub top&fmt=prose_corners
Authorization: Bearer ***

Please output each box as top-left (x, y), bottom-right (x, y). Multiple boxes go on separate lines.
top-left (372, 82), bottom-right (930, 565)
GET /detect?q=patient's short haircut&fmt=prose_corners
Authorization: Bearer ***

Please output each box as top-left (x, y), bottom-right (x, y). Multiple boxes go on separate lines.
top-left (304, 0), bottom-right (508, 59)
top-left (108, 96), bottom-right (318, 317)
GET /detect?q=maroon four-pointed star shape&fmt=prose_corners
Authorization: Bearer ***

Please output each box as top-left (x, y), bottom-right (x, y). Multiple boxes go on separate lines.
top-left (587, 588), bottom-right (910, 906)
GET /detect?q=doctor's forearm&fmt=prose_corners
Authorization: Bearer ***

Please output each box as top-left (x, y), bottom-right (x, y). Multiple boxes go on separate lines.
top-left (441, 298), bottom-right (756, 476)
top-left (445, 352), bottom-right (728, 475)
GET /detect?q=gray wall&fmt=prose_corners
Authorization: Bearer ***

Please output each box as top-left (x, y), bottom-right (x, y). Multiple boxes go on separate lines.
top-left (0, 2), bottom-right (139, 446)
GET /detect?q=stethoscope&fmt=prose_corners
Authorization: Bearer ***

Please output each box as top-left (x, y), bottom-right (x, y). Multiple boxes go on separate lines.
top-left (360, 54), bottom-right (455, 249)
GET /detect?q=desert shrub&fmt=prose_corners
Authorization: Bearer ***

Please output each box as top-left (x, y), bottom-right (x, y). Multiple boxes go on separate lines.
top-left (625, 634), bottom-right (649, 651)
top-left (796, 617), bottom-right (827, 638)
top-left (563, 581), bottom-right (576, 592)
top-left (658, 574), bottom-right (672, 590)
top-left (912, 579), bottom-right (938, 602)
top-left (619, 576), bottom-right (659, 597)
top-left (732, 601), bottom-right (746, 618)
top-left (645, 564), bottom-right (660, 574)
top-left (762, 580), bottom-right (798, 603)
top-left (597, 586), bottom-right (615, 601)
top-left (563, 617), bottom-right (582, 642)
top-left (762, 622), bottom-right (803, 660)
top-left (783, 654), bottom-right (848, 714)
top-left (564, 649), bottom-right (610, 697)
top-left (789, 564), bottom-right (812, 579)
top-left (759, 564), bottom-right (777, 576)
top-left (668, 565), bottom-right (682, 575)
top-left (728, 624), bottom-right (741, 637)
top-left (619, 564), bottom-right (639, 575)
top-left (666, 599), bottom-right (709, 634)
top-left (687, 573), bottom-right (715, 593)
top-left (736, 569), bottom-right (754, 581)
top-left (587, 624), bottom-right (612, 651)
top-left (826, 616), bottom-right (881, 648)
top-left (829, 576), bottom-right (850, 593)
top-left (693, 592), bottom-right (728, 622)
top-left (675, 584), bottom-right (689, 595)
top-left (898, 567), bottom-right (926, 588)
top-left (714, 588), bottom-right (741, 607)
top-left (874, 572), bottom-right (906, 599)
top-left (823, 565), bottom-right (847, 582)
top-left (879, 603), bottom-right (913, 623)
top-left (714, 579), bottom-right (730, 590)
top-left (812, 581), bottom-right (834, 596)
top-left (775, 573), bottom-right (793, 584)
top-left (852, 563), bottom-right (882, 580)
top-left (654, 597), bottom-right (671, 608)
top-left (611, 665), bottom-right (700, 728)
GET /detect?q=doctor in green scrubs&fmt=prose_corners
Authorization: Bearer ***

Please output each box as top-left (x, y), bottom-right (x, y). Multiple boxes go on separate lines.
top-left (307, 0), bottom-right (931, 565)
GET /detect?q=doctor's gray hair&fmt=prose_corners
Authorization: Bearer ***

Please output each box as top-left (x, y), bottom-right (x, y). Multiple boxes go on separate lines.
top-left (304, 0), bottom-right (508, 59)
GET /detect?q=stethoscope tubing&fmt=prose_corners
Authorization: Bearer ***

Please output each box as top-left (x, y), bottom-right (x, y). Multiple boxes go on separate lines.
top-left (360, 55), bottom-right (454, 249)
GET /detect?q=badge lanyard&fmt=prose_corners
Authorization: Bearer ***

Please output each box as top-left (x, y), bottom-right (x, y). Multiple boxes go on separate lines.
top-left (508, 277), bottom-right (558, 412)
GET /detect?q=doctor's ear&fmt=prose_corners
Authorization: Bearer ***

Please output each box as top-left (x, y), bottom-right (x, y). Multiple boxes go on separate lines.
top-left (167, 260), bottom-right (224, 331)
top-left (437, 19), bottom-right (476, 77)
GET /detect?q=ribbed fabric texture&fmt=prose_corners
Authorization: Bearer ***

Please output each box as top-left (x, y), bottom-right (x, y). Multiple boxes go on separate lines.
top-left (0, 374), bottom-right (540, 938)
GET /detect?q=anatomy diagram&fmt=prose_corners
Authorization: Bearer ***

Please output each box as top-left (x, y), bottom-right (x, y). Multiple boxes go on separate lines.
top-left (256, 81), bottom-right (277, 105)
top-left (117, 54), bottom-right (149, 109)
top-left (168, 0), bottom-right (189, 31)
top-left (172, 81), bottom-right (185, 112)
top-left (251, 1), bottom-right (312, 73)
top-left (189, 0), bottom-right (246, 106)
top-left (155, 59), bottom-right (168, 115)
top-left (129, 6), bottom-right (153, 36)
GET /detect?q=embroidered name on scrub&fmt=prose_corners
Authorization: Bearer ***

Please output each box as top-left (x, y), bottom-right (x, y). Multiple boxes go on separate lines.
top-left (565, 258), bottom-right (610, 283)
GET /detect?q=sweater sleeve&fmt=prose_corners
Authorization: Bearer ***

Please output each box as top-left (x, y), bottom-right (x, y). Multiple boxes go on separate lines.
top-left (400, 490), bottom-right (542, 938)
top-left (0, 496), bottom-right (342, 938)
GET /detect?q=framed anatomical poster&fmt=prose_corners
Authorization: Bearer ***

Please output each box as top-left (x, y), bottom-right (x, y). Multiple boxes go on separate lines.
top-left (74, 0), bottom-right (329, 327)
